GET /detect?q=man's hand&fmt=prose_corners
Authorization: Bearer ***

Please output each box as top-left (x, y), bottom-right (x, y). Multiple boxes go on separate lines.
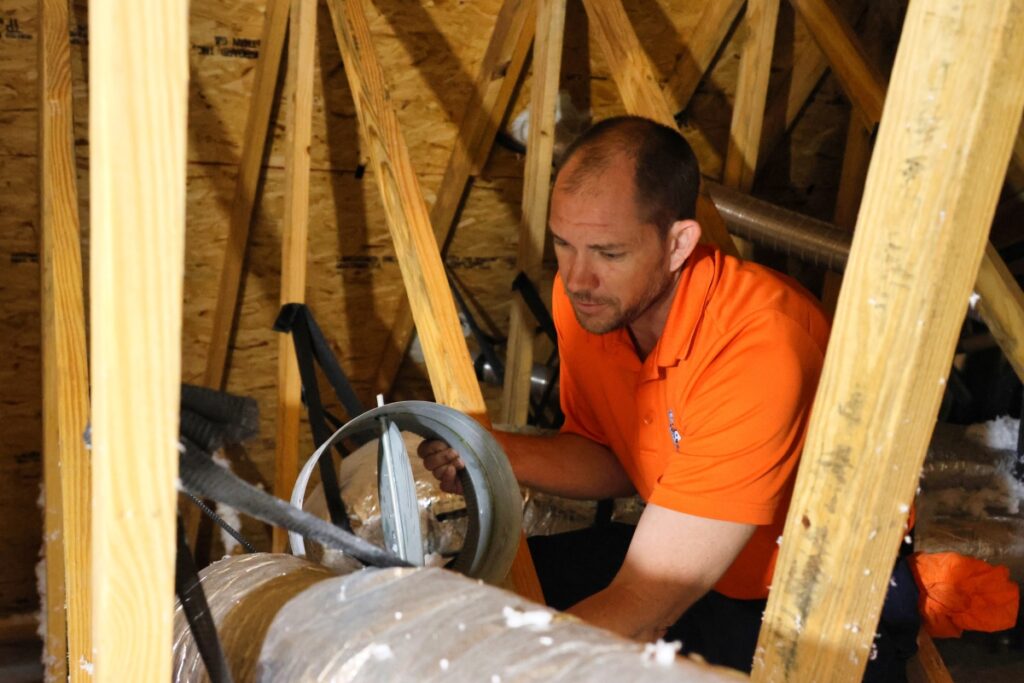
top-left (417, 439), bottom-right (465, 495)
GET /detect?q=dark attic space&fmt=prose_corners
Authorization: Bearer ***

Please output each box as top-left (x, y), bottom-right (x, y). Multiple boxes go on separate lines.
top-left (2, 0), bottom-right (1024, 681)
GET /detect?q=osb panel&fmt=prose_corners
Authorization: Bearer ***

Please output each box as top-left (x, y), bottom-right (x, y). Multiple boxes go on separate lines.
top-left (0, 0), bottom-right (859, 617)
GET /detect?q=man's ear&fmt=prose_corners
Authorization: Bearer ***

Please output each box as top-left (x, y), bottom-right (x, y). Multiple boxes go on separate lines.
top-left (666, 219), bottom-right (701, 271)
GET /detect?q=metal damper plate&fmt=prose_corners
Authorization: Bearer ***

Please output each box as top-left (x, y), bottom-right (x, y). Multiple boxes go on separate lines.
top-left (289, 401), bottom-right (523, 586)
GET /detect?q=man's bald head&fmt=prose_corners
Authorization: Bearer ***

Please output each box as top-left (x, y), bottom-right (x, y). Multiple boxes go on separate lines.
top-left (554, 116), bottom-right (701, 237)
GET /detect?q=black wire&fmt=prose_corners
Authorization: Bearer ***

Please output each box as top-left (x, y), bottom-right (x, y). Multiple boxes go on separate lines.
top-left (186, 492), bottom-right (256, 554)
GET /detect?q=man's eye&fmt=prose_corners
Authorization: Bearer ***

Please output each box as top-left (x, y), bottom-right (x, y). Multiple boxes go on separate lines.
top-left (600, 252), bottom-right (624, 260)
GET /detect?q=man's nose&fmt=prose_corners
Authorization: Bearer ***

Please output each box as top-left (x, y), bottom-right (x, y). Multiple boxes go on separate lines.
top-left (563, 255), bottom-right (597, 292)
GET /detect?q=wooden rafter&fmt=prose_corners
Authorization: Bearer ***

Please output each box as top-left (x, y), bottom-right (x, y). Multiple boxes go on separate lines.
top-left (662, 0), bottom-right (744, 114)
top-left (500, 0), bottom-right (566, 426)
top-left (88, 0), bottom-right (189, 677)
top-left (374, 0), bottom-right (536, 395)
top-left (753, 0), bottom-right (1024, 678)
top-left (203, 0), bottom-right (290, 392)
top-left (787, 0), bottom-right (886, 130)
top-left (581, 0), bottom-right (740, 258)
top-left (758, 0), bottom-right (867, 169)
top-left (325, 0), bottom-right (543, 602)
top-left (787, 0), bottom-right (1024, 382)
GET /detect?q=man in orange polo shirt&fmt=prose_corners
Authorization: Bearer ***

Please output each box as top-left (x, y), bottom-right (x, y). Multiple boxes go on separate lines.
top-left (420, 116), bottom-right (918, 677)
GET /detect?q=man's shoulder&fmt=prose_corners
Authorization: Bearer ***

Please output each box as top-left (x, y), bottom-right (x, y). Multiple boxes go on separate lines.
top-left (704, 254), bottom-right (831, 349)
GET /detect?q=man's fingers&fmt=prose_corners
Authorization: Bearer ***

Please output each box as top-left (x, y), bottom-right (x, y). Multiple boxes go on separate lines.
top-left (417, 439), bottom-right (465, 495)
top-left (418, 441), bottom-right (464, 471)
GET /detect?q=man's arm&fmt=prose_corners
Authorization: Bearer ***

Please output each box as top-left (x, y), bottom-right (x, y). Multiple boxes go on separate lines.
top-left (418, 430), bottom-right (636, 500)
top-left (568, 503), bottom-right (755, 641)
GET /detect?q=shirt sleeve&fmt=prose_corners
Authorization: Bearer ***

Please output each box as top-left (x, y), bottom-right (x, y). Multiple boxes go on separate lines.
top-left (648, 312), bottom-right (825, 525)
top-left (551, 277), bottom-right (607, 445)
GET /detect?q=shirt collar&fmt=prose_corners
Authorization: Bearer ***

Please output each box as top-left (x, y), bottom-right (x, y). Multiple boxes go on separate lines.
top-left (652, 244), bottom-right (718, 369)
top-left (597, 244), bottom-right (718, 376)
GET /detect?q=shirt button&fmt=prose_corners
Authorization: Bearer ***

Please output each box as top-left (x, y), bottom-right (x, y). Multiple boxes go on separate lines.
top-left (642, 414), bottom-right (653, 425)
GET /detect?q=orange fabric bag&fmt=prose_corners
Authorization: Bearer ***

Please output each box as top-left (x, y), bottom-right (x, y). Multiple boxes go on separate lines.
top-left (907, 552), bottom-right (1019, 638)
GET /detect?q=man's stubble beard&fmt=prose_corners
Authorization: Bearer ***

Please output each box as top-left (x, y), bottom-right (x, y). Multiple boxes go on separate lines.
top-left (570, 267), bottom-right (678, 335)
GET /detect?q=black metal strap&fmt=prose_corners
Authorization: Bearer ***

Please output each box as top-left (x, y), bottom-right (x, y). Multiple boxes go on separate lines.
top-left (512, 272), bottom-right (557, 344)
top-left (175, 517), bottom-right (233, 683)
top-left (178, 443), bottom-right (409, 568)
top-left (446, 271), bottom-right (506, 382)
top-left (274, 303), bottom-right (358, 531)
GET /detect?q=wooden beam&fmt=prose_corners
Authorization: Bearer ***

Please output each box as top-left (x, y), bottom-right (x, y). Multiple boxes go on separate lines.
top-left (39, 1), bottom-right (70, 678)
top-left (723, 0), bottom-right (781, 192)
top-left (785, 0), bottom-right (1024, 384)
top-left (753, 1), bottom-right (1024, 680)
top-left (202, 0), bottom-right (290, 391)
top-left (429, 0), bottom-right (536, 241)
top-left (39, 0), bottom-right (91, 678)
top-left (581, 0), bottom-right (740, 258)
top-left (272, 0), bottom-right (317, 554)
top-left (1008, 115), bottom-right (1024, 191)
top-left (906, 629), bottom-right (955, 683)
top-left (787, 0), bottom-right (887, 130)
top-left (500, 0), bottom-right (566, 426)
top-left (974, 243), bottom-right (1024, 381)
top-left (190, 0), bottom-right (290, 554)
top-left (758, 16), bottom-right (829, 167)
top-left (88, 0), bottom-right (189, 679)
top-left (324, 0), bottom-right (544, 602)
top-left (325, 0), bottom-right (486, 417)
top-left (662, 0), bottom-right (744, 114)
top-left (373, 0), bottom-right (536, 395)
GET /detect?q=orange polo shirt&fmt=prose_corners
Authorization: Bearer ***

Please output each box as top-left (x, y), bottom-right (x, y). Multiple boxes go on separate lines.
top-left (555, 244), bottom-right (831, 599)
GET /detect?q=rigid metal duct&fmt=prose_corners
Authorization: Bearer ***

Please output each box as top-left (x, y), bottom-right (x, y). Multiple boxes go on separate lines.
top-left (706, 181), bottom-right (852, 271)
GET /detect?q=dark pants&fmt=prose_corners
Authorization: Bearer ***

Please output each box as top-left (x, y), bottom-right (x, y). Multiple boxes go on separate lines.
top-left (528, 523), bottom-right (920, 681)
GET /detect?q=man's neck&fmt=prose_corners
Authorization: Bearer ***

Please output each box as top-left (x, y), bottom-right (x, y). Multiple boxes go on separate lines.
top-left (628, 272), bottom-right (682, 359)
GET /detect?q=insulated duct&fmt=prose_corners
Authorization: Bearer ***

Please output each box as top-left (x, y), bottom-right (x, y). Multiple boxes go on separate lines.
top-left (706, 181), bottom-right (852, 271)
top-left (172, 554), bottom-right (740, 682)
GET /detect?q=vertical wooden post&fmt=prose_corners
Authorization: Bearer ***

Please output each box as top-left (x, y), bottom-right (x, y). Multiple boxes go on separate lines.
top-left (203, 0), bottom-right (291, 391)
top-left (272, 0), bottom-right (317, 553)
top-left (752, 1), bottom-right (1024, 680)
top-left (373, 0), bottom-right (536, 395)
top-left (88, 0), bottom-right (189, 679)
top-left (723, 0), bottom-right (780, 192)
top-left (39, 1), bottom-right (70, 678)
top-left (581, 0), bottom-right (740, 258)
top-left (500, 0), bottom-right (566, 426)
top-left (39, 0), bottom-right (91, 678)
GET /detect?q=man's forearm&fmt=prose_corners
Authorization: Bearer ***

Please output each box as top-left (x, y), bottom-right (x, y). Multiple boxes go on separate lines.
top-left (567, 578), bottom-right (707, 642)
top-left (491, 430), bottom-right (635, 500)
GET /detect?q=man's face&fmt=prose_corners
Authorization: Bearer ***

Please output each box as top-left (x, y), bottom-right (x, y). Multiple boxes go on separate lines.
top-left (549, 157), bottom-right (676, 335)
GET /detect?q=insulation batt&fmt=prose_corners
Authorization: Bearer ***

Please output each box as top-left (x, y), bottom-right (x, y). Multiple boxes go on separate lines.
top-left (917, 418), bottom-right (1024, 581)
